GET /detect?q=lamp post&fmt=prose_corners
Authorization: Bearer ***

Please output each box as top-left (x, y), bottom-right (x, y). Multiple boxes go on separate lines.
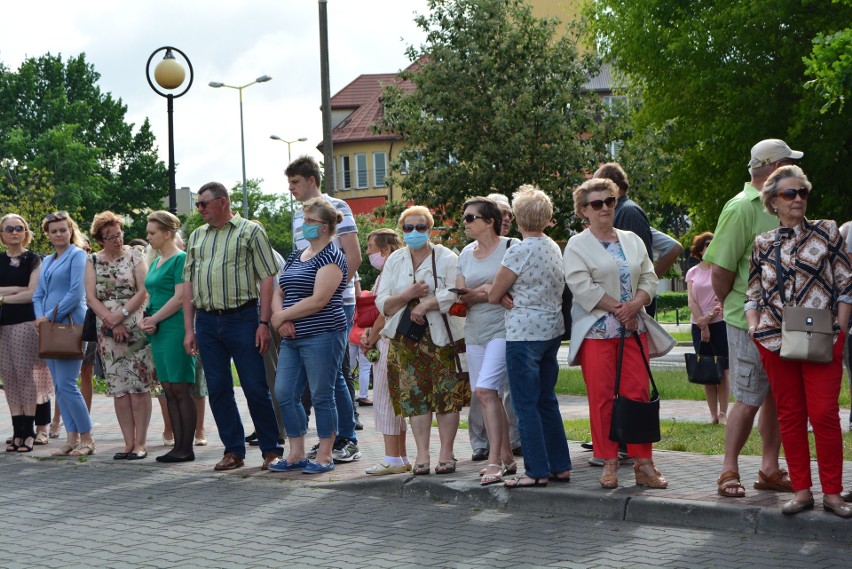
top-left (209, 75), bottom-right (273, 218)
top-left (146, 47), bottom-right (193, 215)
top-left (270, 135), bottom-right (308, 250)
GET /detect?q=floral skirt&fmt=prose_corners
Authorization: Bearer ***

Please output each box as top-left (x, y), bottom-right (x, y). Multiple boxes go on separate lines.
top-left (387, 325), bottom-right (470, 417)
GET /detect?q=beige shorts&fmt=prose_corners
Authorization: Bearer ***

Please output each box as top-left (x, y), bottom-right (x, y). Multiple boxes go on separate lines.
top-left (727, 323), bottom-right (770, 407)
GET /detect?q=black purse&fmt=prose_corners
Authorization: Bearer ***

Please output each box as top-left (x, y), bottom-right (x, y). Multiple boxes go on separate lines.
top-left (684, 342), bottom-right (725, 385)
top-left (397, 302), bottom-right (427, 341)
top-left (609, 330), bottom-right (661, 444)
top-left (82, 254), bottom-right (98, 342)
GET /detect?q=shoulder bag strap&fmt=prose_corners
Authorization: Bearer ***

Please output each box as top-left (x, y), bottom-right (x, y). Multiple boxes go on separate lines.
top-left (433, 250), bottom-right (464, 370)
top-left (773, 229), bottom-right (787, 306)
top-left (633, 333), bottom-right (659, 400)
top-left (614, 329), bottom-right (626, 397)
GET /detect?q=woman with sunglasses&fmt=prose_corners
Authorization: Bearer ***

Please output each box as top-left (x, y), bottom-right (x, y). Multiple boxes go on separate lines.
top-left (745, 165), bottom-right (852, 517)
top-left (564, 178), bottom-right (674, 490)
top-left (32, 211), bottom-right (94, 456)
top-left (376, 206), bottom-right (468, 475)
top-left (1, 214), bottom-right (54, 452)
top-left (85, 211), bottom-right (156, 460)
top-left (456, 197), bottom-right (520, 485)
top-left (686, 232), bottom-right (730, 425)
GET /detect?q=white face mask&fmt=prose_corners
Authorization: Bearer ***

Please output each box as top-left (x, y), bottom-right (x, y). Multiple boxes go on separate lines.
top-left (368, 251), bottom-right (386, 270)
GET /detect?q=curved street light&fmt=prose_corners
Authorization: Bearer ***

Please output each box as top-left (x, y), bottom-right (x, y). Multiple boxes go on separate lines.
top-left (146, 47), bottom-right (194, 215)
top-left (209, 75), bottom-right (272, 218)
top-left (270, 135), bottom-right (308, 250)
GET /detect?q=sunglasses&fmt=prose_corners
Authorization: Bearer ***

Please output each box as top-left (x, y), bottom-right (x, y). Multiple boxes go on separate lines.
top-left (462, 214), bottom-right (484, 224)
top-left (778, 187), bottom-right (809, 201)
top-left (44, 211), bottom-right (69, 222)
top-left (196, 196), bottom-right (223, 209)
top-left (402, 223), bottom-right (429, 233)
top-left (3, 225), bottom-right (25, 233)
top-left (585, 196), bottom-right (617, 210)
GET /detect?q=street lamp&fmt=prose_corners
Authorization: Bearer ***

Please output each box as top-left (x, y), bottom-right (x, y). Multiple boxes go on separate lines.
top-left (209, 75), bottom-right (273, 218)
top-left (146, 47), bottom-right (194, 215)
top-left (270, 135), bottom-right (308, 250)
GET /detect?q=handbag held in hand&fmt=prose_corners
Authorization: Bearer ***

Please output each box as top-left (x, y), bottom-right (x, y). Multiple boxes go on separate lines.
top-left (38, 306), bottom-right (84, 360)
top-left (609, 331), bottom-right (661, 445)
top-left (684, 339), bottom-right (726, 385)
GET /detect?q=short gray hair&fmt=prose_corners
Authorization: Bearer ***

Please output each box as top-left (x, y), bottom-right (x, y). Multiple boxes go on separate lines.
top-left (761, 165), bottom-right (811, 216)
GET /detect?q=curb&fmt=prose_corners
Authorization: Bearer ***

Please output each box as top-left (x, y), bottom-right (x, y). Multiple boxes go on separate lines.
top-left (320, 476), bottom-right (852, 544)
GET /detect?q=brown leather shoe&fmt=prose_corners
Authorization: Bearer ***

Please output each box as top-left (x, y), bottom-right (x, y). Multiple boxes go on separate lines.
top-left (262, 452), bottom-right (282, 471)
top-left (214, 452), bottom-right (244, 471)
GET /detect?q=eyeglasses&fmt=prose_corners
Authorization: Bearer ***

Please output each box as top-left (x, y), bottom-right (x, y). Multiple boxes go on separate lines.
top-left (462, 214), bottom-right (484, 224)
top-left (196, 197), bottom-right (223, 209)
top-left (3, 225), bottom-right (25, 233)
top-left (778, 188), bottom-right (809, 201)
top-left (43, 211), bottom-right (69, 222)
top-left (585, 197), bottom-right (617, 210)
top-left (303, 217), bottom-right (326, 225)
top-left (402, 223), bottom-right (429, 233)
top-left (101, 231), bottom-right (123, 242)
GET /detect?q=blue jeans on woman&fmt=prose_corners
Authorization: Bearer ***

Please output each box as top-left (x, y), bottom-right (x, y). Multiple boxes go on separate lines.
top-left (47, 358), bottom-right (91, 434)
top-left (505, 336), bottom-right (572, 479)
top-left (276, 330), bottom-right (346, 439)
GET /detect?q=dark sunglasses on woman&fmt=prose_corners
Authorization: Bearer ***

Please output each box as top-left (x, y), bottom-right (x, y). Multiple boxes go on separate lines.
top-left (3, 225), bottom-right (25, 233)
top-left (402, 223), bottom-right (429, 233)
top-left (586, 196), bottom-right (617, 211)
top-left (778, 188), bottom-right (809, 201)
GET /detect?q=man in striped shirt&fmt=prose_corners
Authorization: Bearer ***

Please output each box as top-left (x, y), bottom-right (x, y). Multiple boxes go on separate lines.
top-left (183, 182), bottom-right (284, 471)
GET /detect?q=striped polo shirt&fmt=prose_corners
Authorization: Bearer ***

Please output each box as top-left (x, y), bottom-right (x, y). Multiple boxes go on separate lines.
top-left (279, 243), bottom-right (348, 337)
top-left (183, 215), bottom-right (278, 311)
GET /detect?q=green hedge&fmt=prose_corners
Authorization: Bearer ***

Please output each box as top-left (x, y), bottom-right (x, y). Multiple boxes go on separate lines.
top-left (656, 292), bottom-right (688, 312)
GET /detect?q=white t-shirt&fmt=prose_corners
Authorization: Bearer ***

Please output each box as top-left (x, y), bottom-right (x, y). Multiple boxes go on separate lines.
top-left (293, 194), bottom-right (358, 304)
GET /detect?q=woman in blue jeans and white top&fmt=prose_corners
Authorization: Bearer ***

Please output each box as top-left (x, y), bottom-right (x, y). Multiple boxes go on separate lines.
top-left (32, 212), bottom-right (94, 456)
top-left (488, 185), bottom-right (572, 488)
top-left (269, 197), bottom-right (348, 474)
top-left (456, 196), bottom-right (520, 486)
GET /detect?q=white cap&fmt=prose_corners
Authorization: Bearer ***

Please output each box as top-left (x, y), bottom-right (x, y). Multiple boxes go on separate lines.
top-left (748, 139), bottom-right (803, 168)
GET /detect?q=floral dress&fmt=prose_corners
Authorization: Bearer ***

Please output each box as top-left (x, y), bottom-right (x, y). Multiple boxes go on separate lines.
top-left (94, 246), bottom-right (156, 397)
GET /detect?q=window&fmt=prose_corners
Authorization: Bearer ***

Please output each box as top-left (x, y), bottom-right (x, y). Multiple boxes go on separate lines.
top-left (355, 153), bottom-right (368, 189)
top-left (339, 155), bottom-right (351, 189)
top-left (373, 152), bottom-right (387, 187)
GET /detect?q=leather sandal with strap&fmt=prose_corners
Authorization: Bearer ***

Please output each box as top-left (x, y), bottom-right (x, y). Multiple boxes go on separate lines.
top-left (634, 460), bottom-right (668, 489)
top-left (753, 468), bottom-right (793, 492)
top-left (717, 470), bottom-right (746, 498)
top-left (600, 458), bottom-right (619, 489)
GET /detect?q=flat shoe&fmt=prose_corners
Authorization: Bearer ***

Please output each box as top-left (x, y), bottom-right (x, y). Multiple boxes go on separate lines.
top-left (781, 496), bottom-right (815, 515)
top-left (126, 450), bottom-right (147, 460)
top-left (113, 452), bottom-right (130, 460)
top-left (823, 500), bottom-right (852, 518)
top-left (162, 434), bottom-right (175, 447)
top-left (435, 460), bottom-right (457, 475)
top-left (365, 461), bottom-right (410, 475)
top-left (155, 452), bottom-right (195, 463)
top-left (34, 432), bottom-right (49, 445)
top-left (267, 458), bottom-right (309, 472)
top-left (412, 463), bottom-right (430, 475)
top-left (550, 472), bottom-right (572, 483)
top-left (504, 475), bottom-right (548, 489)
top-left (194, 437), bottom-right (207, 446)
top-left (302, 460), bottom-right (335, 474)
top-left (717, 470), bottom-right (746, 498)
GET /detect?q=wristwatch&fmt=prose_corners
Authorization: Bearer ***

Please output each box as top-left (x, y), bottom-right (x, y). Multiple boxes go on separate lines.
top-left (121, 307), bottom-right (130, 317)
top-left (259, 320), bottom-right (271, 326)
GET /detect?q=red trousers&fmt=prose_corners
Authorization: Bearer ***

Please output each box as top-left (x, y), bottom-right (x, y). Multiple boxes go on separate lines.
top-left (756, 331), bottom-right (846, 494)
top-left (579, 335), bottom-right (653, 460)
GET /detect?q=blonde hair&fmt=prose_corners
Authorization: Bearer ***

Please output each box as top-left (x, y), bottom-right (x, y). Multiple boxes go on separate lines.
top-left (90, 211), bottom-right (124, 241)
top-left (147, 210), bottom-right (183, 243)
top-left (0, 213), bottom-right (33, 248)
top-left (572, 178), bottom-right (618, 220)
top-left (41, 212), bottom-right (87, 249)
top-left (303, 197), bottom-right (344, 234)
top-left (368, 228), bottom-right (403, 254)
top-left (398, 205), bottom-right (434, 228)
top-left (512, 185), bottom-right (552, 231)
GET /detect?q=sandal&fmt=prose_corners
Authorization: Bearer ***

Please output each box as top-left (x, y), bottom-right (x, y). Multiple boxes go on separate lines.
top-left (600, 458), bottom-right (619, 489)
top-left (69, 441), bottom-right (96, 456)
top-left (504, 475), bottom-right (548, 489)
top-left (6, 440), bottom-right (20, 452)
top-left (753, 469), bottom-right (793, 492)
top-left (412, 463), bottom-right (430, 475)
top-left (480, 464), bottom-right (505, 486)
top-left (717, 470), bottom-right (746, 498)
top-left (48, 426), bottom-right (61, 439)
top-left (435, 460), bottom-right (457, 475)
top-left (550, 470), bottom-right (572, 483)
top-left (17, 436), bottom-right (34, 453)
top-left (634, 460), bottom-right (668, 489)
top-left (51, 442), bottom-right (75, 456)
top-left (34, 432), bottom-right (49, 445)
top-left (503, 461), bottom-right (518, 476)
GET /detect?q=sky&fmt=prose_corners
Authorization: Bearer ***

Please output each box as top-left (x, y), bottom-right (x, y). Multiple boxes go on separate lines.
top-left (0, 0), bottom-right (430, 197)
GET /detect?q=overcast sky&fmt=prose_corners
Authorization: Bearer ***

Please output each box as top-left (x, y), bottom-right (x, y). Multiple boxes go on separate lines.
top-left (0, 0), bottom-right (430, 197)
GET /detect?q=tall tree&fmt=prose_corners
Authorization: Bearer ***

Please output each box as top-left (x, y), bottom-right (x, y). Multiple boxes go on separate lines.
top-left (0, 53), bottom-right (167, 225)
top-left (380, 0), bottom-right (609, 238)
top-left (590, 0), bottom-right (852, 229)
top-left (0, 166), bottom-right (57, 254)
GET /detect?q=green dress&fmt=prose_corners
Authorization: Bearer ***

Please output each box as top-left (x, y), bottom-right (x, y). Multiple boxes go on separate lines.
top-left (145, 252), bottom-right (196, 383)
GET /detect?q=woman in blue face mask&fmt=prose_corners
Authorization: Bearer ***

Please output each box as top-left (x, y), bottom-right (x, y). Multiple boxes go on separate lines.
top-left (375, 206), bottom-right (469, 475)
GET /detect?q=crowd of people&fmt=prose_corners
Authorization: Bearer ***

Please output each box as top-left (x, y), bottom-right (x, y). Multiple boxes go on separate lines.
top-left (2, 145), bottom-right (851, 516)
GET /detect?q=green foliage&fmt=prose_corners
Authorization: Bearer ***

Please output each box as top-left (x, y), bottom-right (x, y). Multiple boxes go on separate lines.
top-left (380, 0), bottom-right (612, 239)
top-left (589, 0), bottom-right (852, 231)
top-left (0, 53), bottom-right (167, 227)
top-left (655, 292), bottom-right (688, 314)
top-left (0, 167), bottom-right (64, 254)
top-left (804, 1), bottom-right (852, 112)
top-left (354, 211), bottom-right (401, 291)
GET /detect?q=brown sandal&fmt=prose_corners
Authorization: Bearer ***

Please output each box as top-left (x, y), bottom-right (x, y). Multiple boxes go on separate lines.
top-left (753, 469), bottom-right (793, 492)
top-left (600, 458), bottom-right (619, 489)
top-left (634, 460), bottom-right (668, 489)
top-left (717, 470), bottom-right (746, 497)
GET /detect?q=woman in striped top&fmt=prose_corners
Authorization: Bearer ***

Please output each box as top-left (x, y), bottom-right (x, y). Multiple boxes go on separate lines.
top-left (269, 197), bottom-right (348, 474)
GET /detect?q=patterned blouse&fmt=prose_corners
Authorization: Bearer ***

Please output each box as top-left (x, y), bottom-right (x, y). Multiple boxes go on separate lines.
top-left (745, 219), bottom-right (852, 352)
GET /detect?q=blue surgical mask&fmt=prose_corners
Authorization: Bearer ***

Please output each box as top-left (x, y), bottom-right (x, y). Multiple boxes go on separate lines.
top-left (403, 230), bottom-right (429, 249)
top-left (302, 223), bottom-right (322, 241)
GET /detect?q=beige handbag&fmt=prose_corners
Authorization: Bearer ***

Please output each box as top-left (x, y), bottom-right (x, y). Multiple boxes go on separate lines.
top-left (38, 306), bottom-right (84, 360)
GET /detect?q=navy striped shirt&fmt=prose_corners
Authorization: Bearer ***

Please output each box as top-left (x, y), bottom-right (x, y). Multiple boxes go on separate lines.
top-left (279, 243), bottom-right (348, 338)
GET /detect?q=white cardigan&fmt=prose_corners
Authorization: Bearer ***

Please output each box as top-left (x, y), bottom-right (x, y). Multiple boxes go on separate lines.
top-left (375, 244), bottom-right (464, 347)
top-left (563, 228), bottom-right (674, 365)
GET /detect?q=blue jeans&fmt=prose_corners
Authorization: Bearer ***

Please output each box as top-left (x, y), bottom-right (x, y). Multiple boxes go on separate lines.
top-left (275, 330), bottom-right (346, 439)
top-left (47, 358), bottom-right (91, 434)
top-left (335, 304), bottom-right (357, 443)
top-left (195, 306), bottom-right (283, 458)
top-left (506, 336), bottom-right (572, 479)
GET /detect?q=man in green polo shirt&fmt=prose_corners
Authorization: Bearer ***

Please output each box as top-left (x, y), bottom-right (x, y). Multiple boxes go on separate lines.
top-left (703, 139), bottom-right (802, 498)
top-left (182, 181), bottom-right (283, 472)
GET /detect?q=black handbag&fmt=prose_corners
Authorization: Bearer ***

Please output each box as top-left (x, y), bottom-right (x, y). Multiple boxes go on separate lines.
top-left (684, 340), bottom-right (725, 385)
top-left (82, 255), bottom-right (98, 342)
top-left (609, 330), bottom-right (661, 444)
top-left (397, 302), bottom-right (427, 341)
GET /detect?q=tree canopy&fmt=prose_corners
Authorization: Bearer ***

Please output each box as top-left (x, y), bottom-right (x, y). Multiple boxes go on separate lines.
top-left (0, 53), bottom-right (167, 227)
top-left (380, 0), bottom-right (611, 238)
top-left (590, 0), bottom-right (852, 229)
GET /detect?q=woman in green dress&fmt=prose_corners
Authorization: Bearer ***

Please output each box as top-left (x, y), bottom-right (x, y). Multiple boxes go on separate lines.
top-left (139, 211), bottom-right (197, 463)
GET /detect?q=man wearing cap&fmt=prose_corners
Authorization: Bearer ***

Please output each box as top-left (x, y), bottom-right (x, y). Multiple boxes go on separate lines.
top-left (703, 138), bottom-right (802, 498)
